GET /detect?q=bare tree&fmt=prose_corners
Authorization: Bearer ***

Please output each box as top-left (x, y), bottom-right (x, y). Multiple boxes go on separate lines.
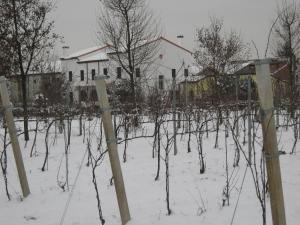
top-left (0, 34), bottom-right (12, 77)
top-left (39, 75), bottom-right (67, 106)
top-left (273, 0), bottom-right (300, 104)
top-left (194, 17), bottom-right (249, 100)
top-left (97, 0), bottom-right (161, 100)
top-left (0, 0), bottom-right (59, 140)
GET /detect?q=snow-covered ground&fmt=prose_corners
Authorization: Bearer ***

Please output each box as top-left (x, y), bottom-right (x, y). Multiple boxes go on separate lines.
top-left (0, 117), bottom-right (299, 225)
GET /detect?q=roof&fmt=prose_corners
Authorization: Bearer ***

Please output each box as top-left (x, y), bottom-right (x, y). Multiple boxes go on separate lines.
top-left (66, 36), bottom-right (193, 60)
top-left (134, 36), bottom-right (193, 55)
top-left (159, 37), bottom-right (193, 54)
top-left (8, 72), bottom-right (62, 79)
top-left (61, 45), bottom-right (111, 60)
top-left (77, 52), bottom-right (109, 64)
top-left (234, 59), bottom-right (290, 82)
top-left (7, 60), bottom-right (62, 78)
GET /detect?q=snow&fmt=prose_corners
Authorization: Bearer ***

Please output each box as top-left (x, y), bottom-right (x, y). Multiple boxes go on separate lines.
top-left (78, 53), bottom-right (109, 63)
top-left (63, 46), bottom-right (106, 60)
top-left (0, 115), bottom-right (299, 225)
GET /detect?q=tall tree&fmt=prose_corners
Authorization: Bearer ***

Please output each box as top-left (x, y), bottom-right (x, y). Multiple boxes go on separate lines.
top-left (0, 0), bottom-right (58, 140)
top-left (194, 17), bottom-right (249, 99)
top-left (194, 17), bottom-right (248, 74)
top-left (98, 0), bottom-right (161, 101)
top-left (273, 0), bottom-right (300, 100)
top-left (0, 7), bottom-right (13, 76)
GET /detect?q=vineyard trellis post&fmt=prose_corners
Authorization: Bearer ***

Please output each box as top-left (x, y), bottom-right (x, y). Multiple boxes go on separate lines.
top-left (0, 76), bottom-right (30, 198)
top-left (255, 59), bottom-right (286, 225)
top-left (95, 76), bottom-right (131, 225)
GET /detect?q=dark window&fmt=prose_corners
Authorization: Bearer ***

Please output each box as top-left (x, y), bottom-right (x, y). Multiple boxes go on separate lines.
top-left (136, 68), bottom-right (140, 78)
top-left (69, 71), bottom-right (73, 81)
top-left (69, 92), bottom-right (73, 104)
top-left (90, 89), bottom-right (97, 101)
top-left (172, 69), bottom-right (176, 78)
top-left (80, 70), bottom-right (84, 81)
top-left (103, 68), bottom-right (108, 76)
top-left (117, 67), bottom-right (122, 79)
top-left (92, 69), bottom-right (96, 80)
top-left (158, 75), bottom-right (164, 90)
top-left (184, 68), bottom-right (189, 77)
top-left (80, 90), bottom-right (87, 101)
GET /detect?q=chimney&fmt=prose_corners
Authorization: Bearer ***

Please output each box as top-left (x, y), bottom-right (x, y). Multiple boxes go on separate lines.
top-left (62, 46), bottom-right (70, 58)
top-left (176, 35), bottom-right (184, 46)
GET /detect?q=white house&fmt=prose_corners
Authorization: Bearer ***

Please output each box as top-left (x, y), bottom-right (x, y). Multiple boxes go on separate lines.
top-left (60, 36), bottom-right (196, 103)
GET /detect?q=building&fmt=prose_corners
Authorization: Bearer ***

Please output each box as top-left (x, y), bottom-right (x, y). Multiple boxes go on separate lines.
top-left (60, 45), bottom-right (112, 104)
top-left (234, 59), bottom-right (291, 101)
top-left (180, 59), bottom-right (292, 103)
top-left (60, 36), bottom-right (196, 103)
top-left (7, 61), bottom-right (63, 106)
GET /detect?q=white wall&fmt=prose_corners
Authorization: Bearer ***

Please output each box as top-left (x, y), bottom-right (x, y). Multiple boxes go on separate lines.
top-left (144, 39), bottom-right (195, 91)
top-left (61, 39), bottom-right (196, 102)
top-left (61, 57), bottom-right (111, 103)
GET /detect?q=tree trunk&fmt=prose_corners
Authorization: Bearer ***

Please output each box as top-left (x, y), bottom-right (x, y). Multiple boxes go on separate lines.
top-left (21, 64), bottom-right (29, 141)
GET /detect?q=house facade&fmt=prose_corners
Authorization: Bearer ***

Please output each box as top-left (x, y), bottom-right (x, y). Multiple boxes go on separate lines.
top-left (60, 37), bottom-right (196, 104)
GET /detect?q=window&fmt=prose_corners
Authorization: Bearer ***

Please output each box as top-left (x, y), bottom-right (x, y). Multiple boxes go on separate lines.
top-left (90, 89), bottom-right (97, 101)
top-left (80, 90), bottom-right (87, 101)
top-left (172, 69), bottom-right (176, 78)
top-left (184, 69), bottom-right (188, 77)
top-left (80, 70), bottom-right (84, 81)
top-left (103, 68), bottom-right (108, 76)
top-left (136, 68), bottom-right (140, 78)
top-left (92, 69), bottom-right (96, 80)
top-left (117, 67), bottom-right (122, 79)
top-left (158, 75), bottom-right (164, 90)
top-left (69, 92), bottom-right (73, 104)
top-left (69, 71), bottom-right (73, 81)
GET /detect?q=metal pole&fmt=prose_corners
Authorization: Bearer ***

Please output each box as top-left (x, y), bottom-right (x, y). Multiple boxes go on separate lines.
top-left (247, 76), bottom-right (252, 165)
top-left (255, 59), bottom-right (286, 225)
top-left (172, 69), bottom-right (177, 155)
top-left (94, 76), bottom-right (131, 225)
top-left (0, 77), bottom-right (30, 198)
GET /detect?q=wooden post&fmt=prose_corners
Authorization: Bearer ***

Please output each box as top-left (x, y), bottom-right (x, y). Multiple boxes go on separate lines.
top-left (255, 59), bottom-right (286, 225)
top-left (172, 69), bottom-right (177, 155)
top-left (0, 77), bottom-right (30, 198)
top-left (95, 76), bottom-right (131, 225)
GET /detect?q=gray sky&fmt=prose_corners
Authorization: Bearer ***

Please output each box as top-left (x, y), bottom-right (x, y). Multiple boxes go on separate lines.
top-left (53, 0), bottom-right (282, 57)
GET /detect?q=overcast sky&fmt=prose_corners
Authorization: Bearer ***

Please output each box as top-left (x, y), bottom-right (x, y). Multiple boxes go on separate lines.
top-left (53, 0), bottom-right (283, 57)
